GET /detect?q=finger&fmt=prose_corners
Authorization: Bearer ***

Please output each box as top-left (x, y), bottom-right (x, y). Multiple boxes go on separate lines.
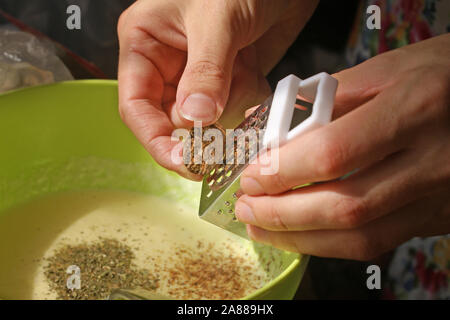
top-left (237, 150), bottom-right (425, 231)
top-left (246, 193), bottom-right (443, 260)
top-left (331, 36), bottom-right (448, 119)
top-left (118, 28), bottom-right (193, 179)
top-left (241, 82), bottom-right (410, 196)
top-left (332, 48), bottom-right (409, 119)
top-left (175, 5), bottom-right (239, 126)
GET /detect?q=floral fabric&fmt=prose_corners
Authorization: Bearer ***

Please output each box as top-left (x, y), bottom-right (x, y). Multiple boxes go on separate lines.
top-left (385, 236), bottom-right (450, 299)
top-left (346, 0), bottom-right (450, 65)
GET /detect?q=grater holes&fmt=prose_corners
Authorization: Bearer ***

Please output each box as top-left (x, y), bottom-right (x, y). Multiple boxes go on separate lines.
top-left (224, 163), bottom-right (234, 171)
top-left (206, 99), bottom-right (269, 192)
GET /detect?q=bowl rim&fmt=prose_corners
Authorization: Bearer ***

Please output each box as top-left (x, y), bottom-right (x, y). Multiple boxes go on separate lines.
top-left (243, 253), bottom-right (308, 300)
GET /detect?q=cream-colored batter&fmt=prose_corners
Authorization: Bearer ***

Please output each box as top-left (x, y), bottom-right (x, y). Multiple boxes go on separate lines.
top-left (0, 190), bottom-right (268, 299)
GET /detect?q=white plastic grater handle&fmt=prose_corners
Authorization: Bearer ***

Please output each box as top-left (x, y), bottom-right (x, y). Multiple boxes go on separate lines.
top-left (263, 72), bottom-right (338, 148)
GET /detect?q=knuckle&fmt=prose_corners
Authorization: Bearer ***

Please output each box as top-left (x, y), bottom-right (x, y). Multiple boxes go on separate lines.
top-left (350, 233), bottom-right (380, 261)
top-left (146, 135), bottom-right (165, 156)
top-left (118, 99), bottom-right (145, 126)
top-left (124, 28), bottom-right (148, 52)
top-left (314, 138), bottom-right (347, 179)
top-left (333, 196), bottom-right (369, 229)
top-left (118, 102), bottom-right (128, 123)
top-left (426, 70), bottom-right (450, 114)
top-left (117, 8), bottom-right (130, 37)
top-left (269, 172), bottom-right (290, 194)
top-left (406, 67), bottom-right (450, 118)
top-left (265, 200), bottom-right (289, 231)
top-left (117, 14), bottom-right (125, 36)
top-left (285, 236), bottom-right (304, 254)
top-left (186, 59), bottom-right (227, 83)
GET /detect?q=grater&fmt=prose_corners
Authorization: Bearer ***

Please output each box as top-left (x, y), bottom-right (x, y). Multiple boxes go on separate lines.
top-left (198, 72), bottom-right (338, 239)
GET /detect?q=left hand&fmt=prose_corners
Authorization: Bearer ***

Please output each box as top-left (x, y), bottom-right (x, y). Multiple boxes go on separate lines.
top-left (117, 0), bottom-right (317, 179)
top-left (235, 34), bottom-right (450, 261)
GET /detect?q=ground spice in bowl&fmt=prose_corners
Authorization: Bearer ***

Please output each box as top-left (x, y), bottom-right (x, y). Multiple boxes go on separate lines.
top-left (44, 238), bottom-right (159, 300)
top-left (161, 241), bottom-right (264, 300)
top-left (44, 238), bottom-right (267, 300)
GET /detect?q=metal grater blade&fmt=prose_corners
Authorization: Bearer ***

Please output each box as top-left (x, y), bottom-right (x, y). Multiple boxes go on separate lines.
top-left (198, 95), bottom-right (313, 239)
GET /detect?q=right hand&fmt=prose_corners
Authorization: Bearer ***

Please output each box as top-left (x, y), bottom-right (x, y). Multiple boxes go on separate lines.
top-left (118, 0), bottom-right (319, 179)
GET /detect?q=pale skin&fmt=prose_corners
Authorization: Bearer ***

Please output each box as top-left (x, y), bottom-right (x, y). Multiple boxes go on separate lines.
top-left (118, 0), bottom-right (450, 261)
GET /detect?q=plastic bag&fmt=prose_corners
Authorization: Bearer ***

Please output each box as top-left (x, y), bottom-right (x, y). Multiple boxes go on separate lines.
top-left (0, 29), bottom-right (73, 93)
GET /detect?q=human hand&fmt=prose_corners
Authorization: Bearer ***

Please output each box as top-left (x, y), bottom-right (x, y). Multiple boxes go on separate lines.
top-left (236, 34), bottom-right (450, 260)
top-left (117, 0), bottom-right (318, 179)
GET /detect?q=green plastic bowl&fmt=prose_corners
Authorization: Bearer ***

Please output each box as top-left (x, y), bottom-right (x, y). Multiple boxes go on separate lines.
top-left (0, 80), bottom-right (308, 300)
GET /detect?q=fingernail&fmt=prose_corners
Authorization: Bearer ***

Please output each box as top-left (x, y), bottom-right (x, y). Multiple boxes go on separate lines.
top-left (179, 93), bottom-right (217, 122)
top-left (240, 177), bottom-right (264, 195)
top-left (235, 201), bottom-right (255, 224)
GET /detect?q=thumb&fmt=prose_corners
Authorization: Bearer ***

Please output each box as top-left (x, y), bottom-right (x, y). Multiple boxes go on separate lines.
top-left (176, 15), bottom-right (239, 126)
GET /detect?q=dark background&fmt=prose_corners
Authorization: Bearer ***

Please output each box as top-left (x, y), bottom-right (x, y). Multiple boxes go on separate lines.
top-left (0, 0), bottom-right (384, 299)
top-left (0, 0), bottom-right (359, 82)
